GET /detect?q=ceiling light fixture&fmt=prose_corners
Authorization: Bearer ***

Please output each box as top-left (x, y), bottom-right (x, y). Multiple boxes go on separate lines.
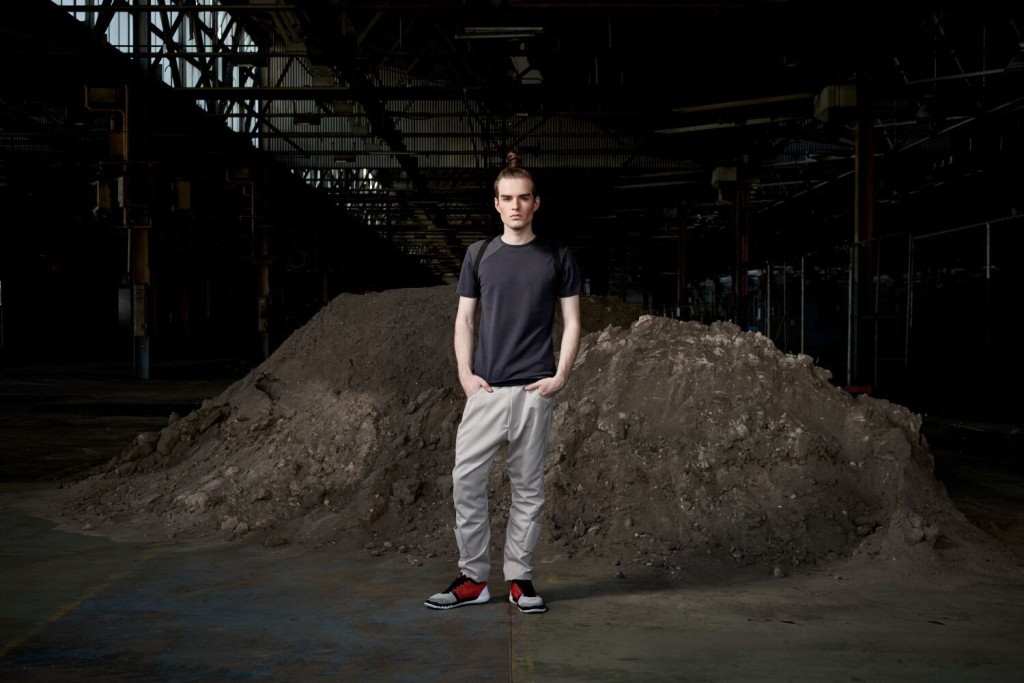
top-left (456, 26), bottom-right (543, 40)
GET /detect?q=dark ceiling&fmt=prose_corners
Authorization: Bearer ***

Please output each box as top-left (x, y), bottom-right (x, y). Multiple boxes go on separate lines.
top-left (271, 3), bottom-right (1024, 274)
top-left (3, 1), bottom-right (1024, 288)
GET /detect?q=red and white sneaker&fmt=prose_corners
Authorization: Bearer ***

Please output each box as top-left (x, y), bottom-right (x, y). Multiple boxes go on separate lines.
top-left (424, 574), bottom-right (490, 610)
top-left (508, 579), bottom-right (548, 613)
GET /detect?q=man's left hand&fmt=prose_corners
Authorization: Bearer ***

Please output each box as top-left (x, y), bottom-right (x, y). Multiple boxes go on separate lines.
top-left (524, 375), bottom-right (566, 397)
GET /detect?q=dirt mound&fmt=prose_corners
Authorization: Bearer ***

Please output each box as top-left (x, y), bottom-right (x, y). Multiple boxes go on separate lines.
top-left (64, 285), bottom-right (1019, 579)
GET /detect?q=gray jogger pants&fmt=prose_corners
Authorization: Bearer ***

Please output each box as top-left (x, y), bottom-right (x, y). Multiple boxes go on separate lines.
top-left (452, 385), bottom-right (554, 583)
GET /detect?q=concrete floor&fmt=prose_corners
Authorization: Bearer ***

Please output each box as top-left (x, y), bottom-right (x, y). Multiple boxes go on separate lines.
top-left (2, 359), bottom-right (1023, 682)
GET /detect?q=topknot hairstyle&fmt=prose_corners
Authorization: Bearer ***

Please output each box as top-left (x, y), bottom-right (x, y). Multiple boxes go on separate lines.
top-left (493, 148), bottom-right (536, 197)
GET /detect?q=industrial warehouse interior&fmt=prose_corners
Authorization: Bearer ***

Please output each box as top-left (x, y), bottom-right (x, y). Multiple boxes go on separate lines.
top-left (1, 1), bottom-right (1023, 681)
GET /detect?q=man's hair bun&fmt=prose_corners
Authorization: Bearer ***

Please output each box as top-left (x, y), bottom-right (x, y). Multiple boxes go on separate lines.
top-left (493, 148), bottom-right (535, 196)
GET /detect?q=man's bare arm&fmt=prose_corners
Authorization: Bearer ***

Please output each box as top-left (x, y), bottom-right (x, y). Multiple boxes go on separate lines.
top-left (525, 294), bottom-right (581, 397)
top-left (454, 295), bottom-right (491, 395)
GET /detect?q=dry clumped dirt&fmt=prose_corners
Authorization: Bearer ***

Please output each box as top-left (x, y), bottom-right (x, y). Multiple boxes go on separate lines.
top-left (64, 285), bottom-right (1021, 581)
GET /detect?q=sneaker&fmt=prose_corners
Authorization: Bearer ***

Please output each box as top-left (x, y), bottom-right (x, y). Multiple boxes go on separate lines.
top-left (508, 579), bottom-right (548, 614)
top-left (424, 574), bottom-right (490, 610)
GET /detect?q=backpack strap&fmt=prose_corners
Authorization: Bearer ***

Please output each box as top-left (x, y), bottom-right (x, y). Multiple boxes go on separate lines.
top-left (472, 235), bottom-right (505, 288)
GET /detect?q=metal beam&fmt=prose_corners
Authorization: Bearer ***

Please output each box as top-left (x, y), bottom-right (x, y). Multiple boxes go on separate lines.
top-left (167, 85), bottom-right (689, 102)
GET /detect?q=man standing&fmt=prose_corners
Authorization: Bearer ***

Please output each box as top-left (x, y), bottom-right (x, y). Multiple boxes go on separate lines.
top-left (425, 161), bottom-right (582, 614)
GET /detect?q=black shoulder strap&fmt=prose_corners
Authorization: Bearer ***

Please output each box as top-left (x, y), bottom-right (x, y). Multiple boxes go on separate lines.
top-left (472, 235), bottom-right (504, 286)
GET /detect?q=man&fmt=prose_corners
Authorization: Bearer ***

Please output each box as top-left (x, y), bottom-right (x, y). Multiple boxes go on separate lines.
top-left (424, 162), bottom-right (582, 614)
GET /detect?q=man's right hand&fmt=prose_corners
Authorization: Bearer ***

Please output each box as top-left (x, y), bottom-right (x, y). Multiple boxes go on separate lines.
top-left (461, 373), bottom-right (492, 397)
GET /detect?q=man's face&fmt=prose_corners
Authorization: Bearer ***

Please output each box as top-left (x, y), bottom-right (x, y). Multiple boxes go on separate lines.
top-left (494, 177), bottom-right (540, 231)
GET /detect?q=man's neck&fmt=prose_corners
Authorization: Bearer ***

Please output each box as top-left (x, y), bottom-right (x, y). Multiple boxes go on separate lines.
top-left (501, 225), bottom-right (535, 245)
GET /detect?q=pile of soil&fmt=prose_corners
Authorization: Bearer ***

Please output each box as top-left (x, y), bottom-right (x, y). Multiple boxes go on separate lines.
top-left (63, 285), bottom-right (1019, 579)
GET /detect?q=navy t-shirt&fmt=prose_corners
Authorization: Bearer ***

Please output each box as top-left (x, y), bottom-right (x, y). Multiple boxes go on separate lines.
top-left (456, 236), bottom-right (582, 385)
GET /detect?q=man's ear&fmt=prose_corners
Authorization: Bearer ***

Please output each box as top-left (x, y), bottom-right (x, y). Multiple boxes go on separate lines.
top-left (494, 196), bottom-right (500, 211)
top-left (534, 196), bottom-right (541, 210)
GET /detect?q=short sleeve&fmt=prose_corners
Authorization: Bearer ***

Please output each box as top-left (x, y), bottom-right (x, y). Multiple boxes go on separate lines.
top-left (558, 246), bottom-right (583, 298)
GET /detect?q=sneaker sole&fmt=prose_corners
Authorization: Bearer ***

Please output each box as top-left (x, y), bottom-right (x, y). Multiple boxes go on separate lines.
top-left (424, 587), bottom-right (491, 610)
top-left (509, 595), bottom-right (548, 614)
